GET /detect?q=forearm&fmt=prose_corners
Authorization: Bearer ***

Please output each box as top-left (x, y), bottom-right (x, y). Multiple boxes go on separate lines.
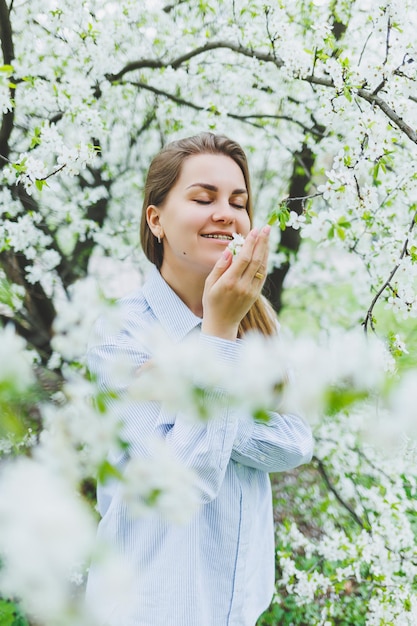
top-left (231, 411), bottom-right (314, 472)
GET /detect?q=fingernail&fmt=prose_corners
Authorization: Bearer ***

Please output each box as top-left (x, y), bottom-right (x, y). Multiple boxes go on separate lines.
top-left (262, 225), bottom-right (271, 235)
top-left (222, 248), bottom-right (230, 259)
top-left (250, 228), bottom-right (259, 238)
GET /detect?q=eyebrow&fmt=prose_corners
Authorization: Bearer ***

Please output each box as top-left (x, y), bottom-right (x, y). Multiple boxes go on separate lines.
top-left (186, 183), bottom-right (248, 195)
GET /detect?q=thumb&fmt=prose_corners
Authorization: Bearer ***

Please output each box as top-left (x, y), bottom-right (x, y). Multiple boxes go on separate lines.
top-left (206, 247), bottom-right (233, 285)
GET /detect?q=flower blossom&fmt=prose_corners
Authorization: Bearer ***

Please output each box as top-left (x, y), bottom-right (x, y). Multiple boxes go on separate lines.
top-left (228, 232), bottom-right (245, 256)
top-left (121, 438), bottom-right (199, 524)
top-left (286, 210), bottom-right (306, 230)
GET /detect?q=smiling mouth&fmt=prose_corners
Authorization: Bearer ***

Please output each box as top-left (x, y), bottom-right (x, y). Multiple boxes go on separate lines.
top-left (201, 234), bottom-right (233, 240)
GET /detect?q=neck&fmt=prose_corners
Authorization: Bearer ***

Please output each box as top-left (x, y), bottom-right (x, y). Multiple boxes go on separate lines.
top-left (159, 264), bottom-right (206, 317)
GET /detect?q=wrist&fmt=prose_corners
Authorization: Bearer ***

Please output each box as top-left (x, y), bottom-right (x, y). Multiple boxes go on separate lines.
top-left (201, 320), bottom-right (239, 341)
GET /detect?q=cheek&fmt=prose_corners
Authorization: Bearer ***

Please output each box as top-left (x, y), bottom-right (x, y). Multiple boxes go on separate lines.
top-left (186, 214), bottom-right (207, 234)
top-left (239, 213), bottom-right (251, 234)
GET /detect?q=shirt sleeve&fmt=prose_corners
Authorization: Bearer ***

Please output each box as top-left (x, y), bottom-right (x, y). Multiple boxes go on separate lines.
top-left (231, 410), bottom-right (314, 473)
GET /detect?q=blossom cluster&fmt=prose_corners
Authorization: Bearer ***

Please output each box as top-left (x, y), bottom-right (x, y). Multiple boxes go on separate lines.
top-left (274, 412), bottom-right (417, 625)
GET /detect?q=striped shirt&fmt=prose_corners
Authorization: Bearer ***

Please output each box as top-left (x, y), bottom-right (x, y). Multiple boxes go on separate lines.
top-left (86, 266), bottom-right (314, 626)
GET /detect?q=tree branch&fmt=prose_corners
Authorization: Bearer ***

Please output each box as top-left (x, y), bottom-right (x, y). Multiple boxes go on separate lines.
top-left (105, 41), bottom-right (284, 82)
top-left (314, 456), bottom-right (366, 529)
top-left (0, 0), bottom-right (15, 167)
top-left (363, 207), bottom-right (417, 332)
top-left (121, 79), bottom-right (323, 139)
top-left (107, 40), bottom-right (417, 145)
top-left (357, 90), bottom-right (417, 143)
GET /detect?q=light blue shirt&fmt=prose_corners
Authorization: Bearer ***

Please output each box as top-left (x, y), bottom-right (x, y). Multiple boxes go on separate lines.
top-left (86, 266), bottom-right (314, 626)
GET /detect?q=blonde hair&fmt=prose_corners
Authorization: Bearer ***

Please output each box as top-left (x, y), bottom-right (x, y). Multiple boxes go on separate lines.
top-left (140, 132), bottom-right (277, 337)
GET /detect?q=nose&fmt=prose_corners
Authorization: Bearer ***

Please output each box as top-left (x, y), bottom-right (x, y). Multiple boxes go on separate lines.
top-left (211, 198), bottom-right (235, 223)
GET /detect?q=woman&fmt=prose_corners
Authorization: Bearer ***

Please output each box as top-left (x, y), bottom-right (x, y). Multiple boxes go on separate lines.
top-left (87, 132), bottom-right (314, 626)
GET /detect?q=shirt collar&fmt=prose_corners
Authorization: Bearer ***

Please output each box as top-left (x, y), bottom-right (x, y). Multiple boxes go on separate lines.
top-left (142, 265), bottom-right (202, 342)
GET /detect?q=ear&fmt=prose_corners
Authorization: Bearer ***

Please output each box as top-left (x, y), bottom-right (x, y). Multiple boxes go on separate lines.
top-left (146, 205), bottom-right (162, 238)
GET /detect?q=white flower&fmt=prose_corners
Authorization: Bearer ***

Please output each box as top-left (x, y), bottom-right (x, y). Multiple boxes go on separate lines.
top-left (280, 328), bottom-right (389, 421)
top-left (0, 325), bottom-right (34, 391)
top-left (38, 376), bottom-right (121, 484)
top-left (228, 232), bottom-right (245, 256)
top-left (57, 144), bottom-right (97, 177)
top-left (391, 334), bottom-right (409, 355)
top-left (4, 213), bottom-right (51, 257)
top-left (0, 458), bottom-right (96, 623)
top-left (121, 438), bottom-right (199, 524)
top-left (0, 88), bottom-right (12, 114)
top-left (387, 370), bottom-right (417, 439)
top-left (52, 276), bottom-right (111, 362)
top-left (228, 332), bottom-right (287, 413)
top-left (286, 210), bottom-right (306, 230)
top-left (129, 327), bottom-right (229, 419)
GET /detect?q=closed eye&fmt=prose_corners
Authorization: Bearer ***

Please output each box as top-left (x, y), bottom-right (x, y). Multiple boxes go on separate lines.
top-left (193, 199), bottom-right (245, 209)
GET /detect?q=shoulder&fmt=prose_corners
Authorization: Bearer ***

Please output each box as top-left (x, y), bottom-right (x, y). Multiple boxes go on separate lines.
top-left (90, 283), bottom-right (153, 348)
top-left (117, 288), bottom-right (150, 323)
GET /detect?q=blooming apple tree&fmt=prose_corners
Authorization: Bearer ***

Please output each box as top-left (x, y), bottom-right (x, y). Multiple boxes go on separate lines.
top-left (1, 0), bottom-right (417, 624)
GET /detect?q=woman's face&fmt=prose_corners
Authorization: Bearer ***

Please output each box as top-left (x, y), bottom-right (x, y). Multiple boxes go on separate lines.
top-left (148, 153), bottom-right (251, 279)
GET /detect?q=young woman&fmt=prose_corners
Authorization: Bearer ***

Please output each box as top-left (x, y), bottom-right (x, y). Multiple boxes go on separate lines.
top-left (87, 132), bottom-right (314, 626)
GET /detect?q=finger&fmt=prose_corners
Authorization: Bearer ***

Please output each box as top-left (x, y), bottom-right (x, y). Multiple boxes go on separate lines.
top-left (254, 226), bottom-right (271, 276)
top-left (205, 246), bottom-right (233, 287)
top-left (242, 225), bottom-right (270, 281)
top-left (254, 225), bottom-right (270, 263)
top-left (227, 228), bottom-right (259, 277)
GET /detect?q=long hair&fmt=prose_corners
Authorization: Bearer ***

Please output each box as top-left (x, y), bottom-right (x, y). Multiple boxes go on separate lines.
top-left (140, 132), bottom-right (277, 337)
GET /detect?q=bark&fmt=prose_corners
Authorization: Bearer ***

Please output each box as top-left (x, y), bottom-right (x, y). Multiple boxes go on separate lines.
top-left (264, 144), bottom-right (315, 313)
top-left (0, 0), bottom-right (15, 167)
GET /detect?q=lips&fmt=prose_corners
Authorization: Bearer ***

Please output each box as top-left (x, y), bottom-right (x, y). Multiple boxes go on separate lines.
top-left (201, 233), bottom-right (233, 240)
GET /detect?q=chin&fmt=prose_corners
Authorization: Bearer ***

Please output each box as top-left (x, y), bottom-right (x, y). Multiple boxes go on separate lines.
top-left (192, 258), bottom-right (218, 276)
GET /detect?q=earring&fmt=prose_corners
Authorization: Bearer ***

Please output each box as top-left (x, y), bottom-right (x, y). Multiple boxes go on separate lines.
top-left (157, 234), bottom-right (161, 244)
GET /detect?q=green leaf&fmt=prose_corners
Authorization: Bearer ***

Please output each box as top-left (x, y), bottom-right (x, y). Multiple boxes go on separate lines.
top-left (253, 408), bottom-right (270, 422)
top-left (336, 225), bottom-right (346, 240)
top-left (324, 387), bottom-right (369, 415)
top-left (0, 599), bottom-right (16, 626)
top-left (30, 126), bottom-right (42, 149)
top-left (267, 203), bottom-right (290, 230)
top-left (97, 459), bottom-right (123, 484)
top-left (343, 85), bottom-right (352, 102)
top-left (145, 488), bottom-right (161, 506)
top-left (337, 216), bottom-right (351, 228)
top-left (409, 245), bottom-right (417, 262)
top-left (0, 598), bottom-right (29, 626)
top-left (35, 179), bottom-right (47, 191)
top-left (192, 386), bottom-right (210, 420)
top-left (11, 159), bottom-right (27, 174)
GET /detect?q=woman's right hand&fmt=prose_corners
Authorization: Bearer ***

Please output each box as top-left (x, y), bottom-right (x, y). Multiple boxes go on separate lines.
top-left (201, 225), bottom-right (270, 340)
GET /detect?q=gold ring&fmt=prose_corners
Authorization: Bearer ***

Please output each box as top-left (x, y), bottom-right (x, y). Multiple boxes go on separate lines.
top-left (255, 271), bottom-right (264, 280)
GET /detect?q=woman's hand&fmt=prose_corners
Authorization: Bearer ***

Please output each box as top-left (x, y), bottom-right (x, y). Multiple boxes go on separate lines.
top-left (201, 225), bottom-right (270, 340)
